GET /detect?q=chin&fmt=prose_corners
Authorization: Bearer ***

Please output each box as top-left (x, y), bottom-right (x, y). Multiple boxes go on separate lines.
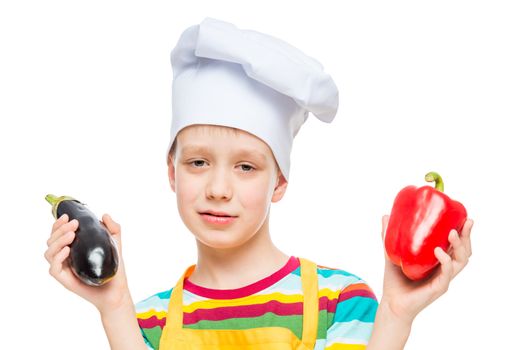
top-left (196, 231), bottom-right (253, 250)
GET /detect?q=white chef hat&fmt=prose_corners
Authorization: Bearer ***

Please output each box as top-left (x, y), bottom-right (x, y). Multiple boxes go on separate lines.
top-left (166, 17), bottom-right (339, 182)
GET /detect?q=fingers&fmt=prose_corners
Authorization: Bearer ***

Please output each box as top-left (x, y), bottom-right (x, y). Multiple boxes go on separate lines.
top-left (48, 245), bottom-right (71, 280)
top-left (44, 230), bottom-right (76, 263)
top-left (381, 214), bottom-right (390, 259)
top-left (460, 219), bottom-right (474, 257)
top-left (101, 213), bottom-right (121, 236)
top-left (51, 213), bottom-right (69, 232)
top-left (431, 247), bottom-right (454, 299)
top-left (447, 218), bottom-right (474, 278)
top-left (101, 214), bottom-right (123, 258)
top-left (449, 230), bottom-right (467, 277)
top-left (47, 216), bottom-right (79, 247)
top-left (45, 214), bottom-right (79, 286)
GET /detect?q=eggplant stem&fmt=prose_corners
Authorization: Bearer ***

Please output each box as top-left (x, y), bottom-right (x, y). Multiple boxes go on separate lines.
top-left (424, 172), bottom-right (444, 192)
top-left (45, 194), bottom-right (59, 206)
top-left (45, 194), bottom-right (77, 219)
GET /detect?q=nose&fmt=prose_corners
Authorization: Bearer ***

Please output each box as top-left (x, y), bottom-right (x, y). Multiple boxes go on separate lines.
top-left (205, 168), bottom-right (233, 200)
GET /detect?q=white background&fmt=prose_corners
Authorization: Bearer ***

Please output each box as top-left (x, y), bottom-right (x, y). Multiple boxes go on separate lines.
top-left (1, 1), bottom-right (523, 348)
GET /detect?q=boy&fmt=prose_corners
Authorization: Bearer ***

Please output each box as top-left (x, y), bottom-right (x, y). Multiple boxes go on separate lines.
top-left (45, 17), bottom-right (473, 349)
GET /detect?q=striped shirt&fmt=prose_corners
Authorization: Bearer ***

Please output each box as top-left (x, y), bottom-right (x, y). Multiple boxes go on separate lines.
top-left (135, 256), bottom-right (378, 349)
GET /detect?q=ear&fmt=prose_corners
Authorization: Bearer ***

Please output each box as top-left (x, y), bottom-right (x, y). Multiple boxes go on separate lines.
top-left (271, 171), bottom-right (288, 203)
top-left (168, 155), bottom-right (176, 193)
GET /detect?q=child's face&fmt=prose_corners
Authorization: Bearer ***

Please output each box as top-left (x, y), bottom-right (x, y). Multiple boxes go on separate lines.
top-left (168, 125), bottom-right (288, 250)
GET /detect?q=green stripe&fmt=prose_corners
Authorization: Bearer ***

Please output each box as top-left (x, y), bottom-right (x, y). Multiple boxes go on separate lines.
top-left (186, 308), bottom-right (332, 340)
top-left (142, 325), bottom-right (162, 350)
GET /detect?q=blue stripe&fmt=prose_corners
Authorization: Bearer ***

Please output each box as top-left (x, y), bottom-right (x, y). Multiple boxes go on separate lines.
top-left (333, 296), bottom-right (378, 323)
top-left (290, 266), bottom-right (362, 280)
top-left (326, 320), bottom-right (374, 341)
top-left (157, 288), bottom-right (173, 300)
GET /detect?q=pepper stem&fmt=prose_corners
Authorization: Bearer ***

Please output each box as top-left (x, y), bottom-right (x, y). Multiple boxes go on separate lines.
top-left (424, 172), bottom-right (444, 192)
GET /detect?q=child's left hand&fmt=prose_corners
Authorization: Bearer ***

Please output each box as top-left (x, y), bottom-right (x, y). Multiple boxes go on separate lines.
top-left (379, 215), bottom-right (474, 324)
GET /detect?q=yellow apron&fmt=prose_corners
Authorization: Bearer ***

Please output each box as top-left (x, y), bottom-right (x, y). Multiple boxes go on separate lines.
top-left (159, 257), bottom-right (319, 349)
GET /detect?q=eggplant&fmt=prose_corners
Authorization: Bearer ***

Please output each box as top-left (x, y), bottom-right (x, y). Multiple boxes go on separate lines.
top-left (45, 194), bottom-right (119, 286)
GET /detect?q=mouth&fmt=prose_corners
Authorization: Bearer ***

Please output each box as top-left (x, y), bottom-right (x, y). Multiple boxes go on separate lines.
top-left (199, 211), bottom-right (238, 225)
top-left (199, 211), bottom-right (238, 218)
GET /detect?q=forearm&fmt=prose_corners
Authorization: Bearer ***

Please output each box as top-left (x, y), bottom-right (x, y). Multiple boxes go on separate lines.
top-left (100, 295), bottom-right (148, 350)
top-left (367, 300), bottom-right (413, 350)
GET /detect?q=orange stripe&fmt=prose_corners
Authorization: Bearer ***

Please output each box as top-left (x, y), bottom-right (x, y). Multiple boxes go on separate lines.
top-left (340, 283), bottom-right (373, 294)
top-left (317, 264), bottom-right (340, 270)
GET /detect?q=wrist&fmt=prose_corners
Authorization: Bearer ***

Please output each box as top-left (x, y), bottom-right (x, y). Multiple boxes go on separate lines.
top-left (378, 296), bottom-right (417, 327)
top-left (378, 299), bottom-right (414, 328)
top-left (98, 291), bottom-right (134, 320)
top-left (367, 300), bottom-right (414, 350)
top-left (98, 292), bottom-right (146, 350)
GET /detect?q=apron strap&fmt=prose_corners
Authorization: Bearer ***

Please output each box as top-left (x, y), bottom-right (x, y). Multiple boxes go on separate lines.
top-left (163, 257), bottom-right (319, 347)
top-left (166, 264), bottom-right (196, 329)
top-left (298, 257), bottom-right (319, 349)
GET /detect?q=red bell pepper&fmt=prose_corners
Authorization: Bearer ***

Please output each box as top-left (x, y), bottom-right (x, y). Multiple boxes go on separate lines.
top-left (384, 172), bottom-right (468, 280)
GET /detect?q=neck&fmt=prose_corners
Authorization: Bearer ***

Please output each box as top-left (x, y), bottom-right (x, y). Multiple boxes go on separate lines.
top-left (189, 215), bottom-right (289, 289)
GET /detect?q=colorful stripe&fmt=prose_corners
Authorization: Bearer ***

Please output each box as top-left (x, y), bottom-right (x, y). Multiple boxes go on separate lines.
top-left (136, 256), bottom-right (378, 349)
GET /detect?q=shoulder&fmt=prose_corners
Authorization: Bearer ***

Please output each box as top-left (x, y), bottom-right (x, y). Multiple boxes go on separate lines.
top-left (313, 262), bottom-right (378, 345)
top-left (314, 261), bottom-right (378, 323)
top-left (135, 287), bottom-right (173, 323)
top-left (135, 288), bottom-right (173, 350)
top-left (315, 261), bottom-right (377, 299)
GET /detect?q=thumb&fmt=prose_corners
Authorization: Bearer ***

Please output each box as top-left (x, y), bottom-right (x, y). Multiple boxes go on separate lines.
top-left (101, 213), bottom-right (121, 236)
top-left (381, 215), bottom-right (389, 242)
top-left (381, 215), bottom-right (397, 271)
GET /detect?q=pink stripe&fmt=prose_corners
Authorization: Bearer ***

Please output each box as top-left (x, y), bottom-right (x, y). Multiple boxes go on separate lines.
top-left (138, 315), bottom-right (166, 329)
top-left (184, 256), bottom-right (299, 299)
top-left (339, 289), bottom-right (377, 303)
top-left (184, 299), bottom-right (303, 324)
top-left (139, 294), bottom-right (368, 328)
top-left (183, 293), bottom-right (363, 324)
top-left (323, 295), bottom-right (339, 313)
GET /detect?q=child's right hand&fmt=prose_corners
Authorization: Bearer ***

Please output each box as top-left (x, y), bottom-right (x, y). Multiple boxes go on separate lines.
top-left (44, 213), bottom-right (134, 315)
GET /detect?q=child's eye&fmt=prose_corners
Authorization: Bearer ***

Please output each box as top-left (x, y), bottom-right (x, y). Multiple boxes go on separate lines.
top-left (239, 164), bottom-right (254, 172)
top-left (189, 160), bottom-right (207, 167)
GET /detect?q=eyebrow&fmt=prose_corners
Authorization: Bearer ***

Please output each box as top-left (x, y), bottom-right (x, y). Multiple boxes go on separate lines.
top-left (180, 145), bottom-right (268, 162)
